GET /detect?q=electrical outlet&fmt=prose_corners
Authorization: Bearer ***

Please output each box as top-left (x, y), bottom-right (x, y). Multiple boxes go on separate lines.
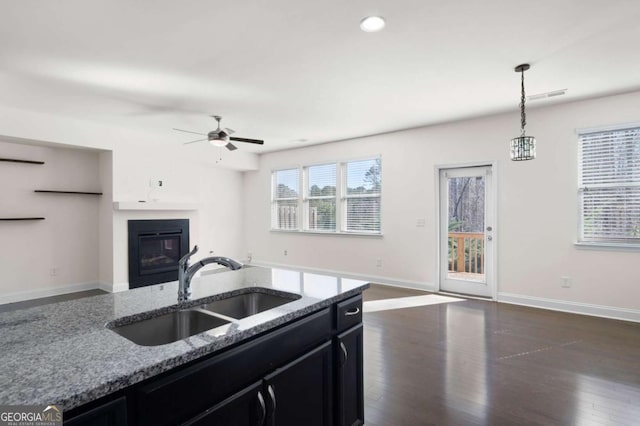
top-left (284, 250), bottom-right (288, 256)
top-left (247, 252), bottom-right (253, 262)
top-left (561, 276), bottom-right (572, 288)
top-left (376, 258), bottom-right (382, 267)
top-left (50, 267), bottom-right (59, 277)
top-left (416, 218), bottom-right (426, 227)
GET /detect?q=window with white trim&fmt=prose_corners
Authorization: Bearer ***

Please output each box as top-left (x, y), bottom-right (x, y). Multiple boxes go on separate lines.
top-left (578, 126), bottom-right (640, 245)
top-left (272, 168), bottom-right (299, 230)
top-left (305, 163), bottom-right (337, 231)
top-left (343, 158), bottom-right (381, 233)
top-left (270, 157), bottom-right (382, 235)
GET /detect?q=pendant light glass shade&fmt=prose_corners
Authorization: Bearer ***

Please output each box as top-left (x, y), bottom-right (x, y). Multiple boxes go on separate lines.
top-left (510, 136), bottom-right (536, 161)
top-left (510, 64), bottom-right (536, 161)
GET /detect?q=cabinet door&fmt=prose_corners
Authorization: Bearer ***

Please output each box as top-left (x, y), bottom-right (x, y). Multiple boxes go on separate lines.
top-left (335, 324), bottom-right (364, 426)
top-left (64, 396), bottom-right (127, 426)
top-left (182, 381), bottom-right (266, 426)
top-left (264, 341), bottom-right (333, 426)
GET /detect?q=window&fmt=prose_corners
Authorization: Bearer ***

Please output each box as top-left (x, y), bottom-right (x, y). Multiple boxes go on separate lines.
top-left (272, 168), bottom-right (299, 230)
top-left (271, 157), bottom-right (382, 235)
top-left (344, 158), bottom-right (381, 233)
top-left (305, 163), bottom-right (337, 231)
top-left (578, 126), bottom-right (640, 245)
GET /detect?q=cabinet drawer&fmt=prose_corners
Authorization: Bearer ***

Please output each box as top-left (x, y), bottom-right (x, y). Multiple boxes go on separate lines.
top-left (335, 295), bottom-right (362, 333)
top-left (136, 308), bottom-right (331, 426)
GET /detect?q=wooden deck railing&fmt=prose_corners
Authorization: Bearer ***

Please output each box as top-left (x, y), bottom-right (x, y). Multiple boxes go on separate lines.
top-left (448, 232), bottom-right (484, 274)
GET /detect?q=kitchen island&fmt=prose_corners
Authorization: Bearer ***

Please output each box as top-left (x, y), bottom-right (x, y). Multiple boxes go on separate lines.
top-left (0, 265), bottom-right (368, 425)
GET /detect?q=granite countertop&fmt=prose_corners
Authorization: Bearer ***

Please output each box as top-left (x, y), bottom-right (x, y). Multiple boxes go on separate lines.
top-left (0, 265), bottom-right (369, 411)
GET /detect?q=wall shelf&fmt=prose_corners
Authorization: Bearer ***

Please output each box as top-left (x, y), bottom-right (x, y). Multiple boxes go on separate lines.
top-left (0, 218), bottom-right (45, 221)
top-left (0, 157), bottom-right (45, 165)
top-left (35, 190), bottom-right (103, 195)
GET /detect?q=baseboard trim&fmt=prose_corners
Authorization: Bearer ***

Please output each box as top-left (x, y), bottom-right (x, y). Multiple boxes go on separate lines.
top-left (250, 260), bottom-right (436, 292)
top-left (498, 292), bottom-right (640, 323)
top-left (97, 282), bottom-right (129, 293)
top-left (0, 281), bottom-right (101, 305)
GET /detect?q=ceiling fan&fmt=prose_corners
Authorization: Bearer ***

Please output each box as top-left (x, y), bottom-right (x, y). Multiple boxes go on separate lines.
top-left (174, 116), bottom-right (264, 151)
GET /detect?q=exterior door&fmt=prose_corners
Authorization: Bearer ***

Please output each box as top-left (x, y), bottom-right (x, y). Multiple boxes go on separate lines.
top-left (439, 166), bottom-right (494, 298)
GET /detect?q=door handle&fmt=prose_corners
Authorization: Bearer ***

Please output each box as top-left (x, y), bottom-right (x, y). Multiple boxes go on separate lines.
top-left (345, 307), bottom-right (360, 316)
top-left (257, 391), bottom-right (266, 426)
top-left (267, 384), bottom-right (276, 419)
top-left (340, 341), bottom-right (348, 366)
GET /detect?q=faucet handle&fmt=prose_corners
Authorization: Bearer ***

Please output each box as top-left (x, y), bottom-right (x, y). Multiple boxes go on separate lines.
top-left (179, 245), bottom-right (199, 267)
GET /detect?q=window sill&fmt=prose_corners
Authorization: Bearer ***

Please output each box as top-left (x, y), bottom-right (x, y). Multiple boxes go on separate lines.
top-left (270, 229), bottom-right (383, 238)
top-left (574, 241), bottom-right (640, 252)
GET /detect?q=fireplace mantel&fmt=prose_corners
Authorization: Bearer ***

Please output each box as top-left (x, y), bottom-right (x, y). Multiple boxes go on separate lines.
top-left (113, 201), bottom-right (200, 211)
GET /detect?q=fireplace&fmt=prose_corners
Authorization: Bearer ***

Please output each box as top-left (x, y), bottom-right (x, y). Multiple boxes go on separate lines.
top-left (128, 219), bottom-right (189, 288)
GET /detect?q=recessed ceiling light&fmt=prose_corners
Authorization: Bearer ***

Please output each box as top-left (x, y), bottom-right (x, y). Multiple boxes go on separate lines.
top-left (360, 16), bottom-right (385, 32)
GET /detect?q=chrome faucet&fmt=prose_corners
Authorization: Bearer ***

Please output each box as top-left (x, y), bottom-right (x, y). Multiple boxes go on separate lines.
top-left (178, 245), bottom-right (243, 302)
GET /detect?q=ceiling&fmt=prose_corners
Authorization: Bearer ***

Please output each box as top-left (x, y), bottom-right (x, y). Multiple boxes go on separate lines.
top-left (1, 0), bottom-right (639, 153)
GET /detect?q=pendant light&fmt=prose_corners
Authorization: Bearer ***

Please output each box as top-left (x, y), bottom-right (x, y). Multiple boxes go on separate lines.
top-left (510, 64), bottom-right (536, 161)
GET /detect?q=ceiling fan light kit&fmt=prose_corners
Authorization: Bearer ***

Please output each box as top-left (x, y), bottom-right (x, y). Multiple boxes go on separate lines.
top-left (174, 115), bottom-right (264, 152)
top-left (510, 63), bottom-right (536, 161)
top-left (209, 138), bottom-right (228, 147)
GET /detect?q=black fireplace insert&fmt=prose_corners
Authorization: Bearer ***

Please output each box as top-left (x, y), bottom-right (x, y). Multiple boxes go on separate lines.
top-left (128, 219), bottom-right (189, 288)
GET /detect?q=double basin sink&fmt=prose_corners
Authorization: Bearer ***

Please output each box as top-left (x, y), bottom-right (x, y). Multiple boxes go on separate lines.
top-left (108, 290), bottom-right (301, 346)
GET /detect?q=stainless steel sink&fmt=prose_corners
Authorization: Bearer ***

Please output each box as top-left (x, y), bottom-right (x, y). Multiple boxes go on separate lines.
top-left (200, 291), bottom-right (301, 319)
top-left (110, 309), bottom-right (230, 346)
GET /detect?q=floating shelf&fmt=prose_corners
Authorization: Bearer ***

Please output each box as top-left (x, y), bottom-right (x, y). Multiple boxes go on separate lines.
top-left (0, 217), bottom-right (45, 221)
top-left (35, 190), bottom-right (103, 195)
top-left (113, 201), bottom-right (200, 211)
top-left (0, 157), bottom-right (44, 165)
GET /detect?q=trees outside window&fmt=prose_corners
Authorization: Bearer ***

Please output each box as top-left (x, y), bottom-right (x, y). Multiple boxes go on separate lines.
top-left (271, 158), bottom-right (382, 235)
top-left (272, 168), bottom-right (299, 229)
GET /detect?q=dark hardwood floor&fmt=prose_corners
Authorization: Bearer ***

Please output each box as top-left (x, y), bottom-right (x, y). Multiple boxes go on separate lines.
top-left (362, 284), bottom-right (640, 425)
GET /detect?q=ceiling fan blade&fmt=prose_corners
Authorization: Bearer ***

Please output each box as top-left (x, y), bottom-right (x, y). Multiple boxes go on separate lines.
top-left (223, 127), bottom-right (235, 135)
top-left (230, 137), bottom-right (264, 145)
top-left (226, 142), bottom-right (238, 151)
top-left (183, 138), bottom-right (208, 145)
top-left (173, 128), bottom-right (206, 136)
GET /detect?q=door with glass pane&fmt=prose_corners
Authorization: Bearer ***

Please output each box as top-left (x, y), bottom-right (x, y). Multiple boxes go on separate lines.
top-left (439, 166), bottom-right (494, 298)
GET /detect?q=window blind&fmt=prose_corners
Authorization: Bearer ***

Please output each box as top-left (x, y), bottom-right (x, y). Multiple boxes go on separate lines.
top-left (578, 127), bottom-right (640, 243)
top-left (272, 168), bottom-right (299, 229)
top-left (306, 163), bottom-right (337, 230)
top-left (344, 158), bottom-right (381, 233)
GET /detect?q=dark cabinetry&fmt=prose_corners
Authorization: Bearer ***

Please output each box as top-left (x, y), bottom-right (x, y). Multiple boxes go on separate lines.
top-left (334, 294), bottom-right (364, 426)
top-left (65, 292), bottom-right (365, 426)
top-left (185, 341), bottom-right (334, 426)
top-left (182, 381), bottom-right (265, 426)
top-left (64, 397), bottom-right (126, 426)
top-left (335, 324), bottom-right (364, 426)
top-left (263, 341), bottom-right (333, 426)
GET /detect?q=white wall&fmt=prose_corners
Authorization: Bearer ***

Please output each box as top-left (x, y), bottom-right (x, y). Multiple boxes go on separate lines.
top-left (0, 108), bottom-right (251, 297)
top-left (109, 152), bottom-right (245, 287)
top-left (244, 90), bottom-right (640, 319)
top-left (0, 140), bottom-right (101, 302)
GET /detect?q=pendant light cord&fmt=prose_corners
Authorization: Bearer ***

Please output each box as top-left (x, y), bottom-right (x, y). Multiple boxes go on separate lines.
top-left (520, 69), bottom-right (527, 136)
